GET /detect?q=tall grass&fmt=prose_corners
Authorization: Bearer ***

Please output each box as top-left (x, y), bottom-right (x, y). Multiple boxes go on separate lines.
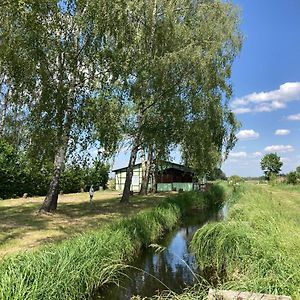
top-left (0, 189), bottom-right (222, 300)
top-left (191, 184), bottom-right (300, 299)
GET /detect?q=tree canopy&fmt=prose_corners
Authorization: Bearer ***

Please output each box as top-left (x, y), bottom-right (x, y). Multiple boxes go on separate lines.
top-left (260, 153), bottom-right (283, 180)
top-left (115, 0), bottom-right (242, 202)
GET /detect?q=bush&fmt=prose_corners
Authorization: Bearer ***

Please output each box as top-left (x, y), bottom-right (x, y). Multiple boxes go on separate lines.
top-left (0, 140), bottom-right (27, 198)
top-left (107, 178), bottom-right (116, 190)
top-left (286, 171), bottom-right (298, 185)
top-left (203, 185), bottom-right (226, 209)
top-left (228, 175), bottom-right (243, 186)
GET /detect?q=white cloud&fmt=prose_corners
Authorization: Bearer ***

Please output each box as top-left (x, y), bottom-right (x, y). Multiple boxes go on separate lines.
top-left (253, 151), bottom-right (263, 157)
top-left (264, 145), bottom-right (295, 153)
top-left (287, 113), bottom-right (300, 121)
top-left (232, 107), bottom-right (252, 114)
top-left (232, 82), bottom-right (300, 114)
top-left (228, 151), bottom-right (247, 158)
top-left (275, 129), bottom-right (290, 136)
top-left (236, 129), bottom-right (259, 140)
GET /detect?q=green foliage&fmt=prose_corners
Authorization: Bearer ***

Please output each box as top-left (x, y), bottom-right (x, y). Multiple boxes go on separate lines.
top-left (0, 189), bottom-right (223, 300)
top-left (260, 153), bottom-right (283, 180)
top-left (285, 171), bottom-right (298, 185)
top-left (0, 0), bottom-right (126, 208)
top-left (0, 139), bottom-right (109, 198)
top-left (84, 160), bottom-right (109, 190)
top-left (228, 175), bottom-right (243, 186)
top-left (0, 139), bottom-right (24, 198)
top-left (208, 168), bottom-right (227, 181)
top-left (107, 178), bottom-right (116, 190)
top-left (268, 172), bottom-right (278, 186)
top-left (203, 185), bottom-right (226, 210)
top-left (60, 166), bottom-right (84, 194)
top-left (118, 0), bottom-right (242, 178)
top-left (60, 161), bottom-right (109, 194)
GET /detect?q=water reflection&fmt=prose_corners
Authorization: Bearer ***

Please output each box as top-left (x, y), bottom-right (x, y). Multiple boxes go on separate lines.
top-left (95, 206), bottom-right (227, 300)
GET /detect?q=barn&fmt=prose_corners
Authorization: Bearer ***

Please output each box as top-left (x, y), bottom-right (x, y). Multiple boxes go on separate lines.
top-left (113, 161), bottom-right (196, 192)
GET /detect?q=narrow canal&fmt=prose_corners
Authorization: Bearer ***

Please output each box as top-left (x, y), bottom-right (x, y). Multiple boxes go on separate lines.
top-left (95, 205), bottom-right (227, 300)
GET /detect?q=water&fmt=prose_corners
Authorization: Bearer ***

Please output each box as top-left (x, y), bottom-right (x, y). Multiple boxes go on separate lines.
top-left (95, 206), bottom-right (227, 300)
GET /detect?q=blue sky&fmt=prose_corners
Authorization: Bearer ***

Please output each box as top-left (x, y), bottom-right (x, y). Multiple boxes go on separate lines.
top-left (222, 0), bottom-right (300, 177)
top-left (112, 0), bottom-right (300, 177)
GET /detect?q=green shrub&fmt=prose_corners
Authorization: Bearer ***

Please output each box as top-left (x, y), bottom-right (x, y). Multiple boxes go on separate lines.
top-left (228, 175), bottom-right (243, 185)
top-left (203, 185), bottom-right (226, 209)
top-left (285, 171), bottom-right (298, 185)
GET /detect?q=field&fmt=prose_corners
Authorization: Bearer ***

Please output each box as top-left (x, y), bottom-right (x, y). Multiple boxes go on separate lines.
top-left (0, 191), bottom-right (166, 258)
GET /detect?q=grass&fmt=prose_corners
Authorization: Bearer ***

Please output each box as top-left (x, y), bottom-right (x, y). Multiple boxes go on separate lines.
top-left (191, 183), bottom-right (300, 299)
top-left (0, 190), bottom-right (167, 257)
top-left (0, 189), bottom-right (217, 300)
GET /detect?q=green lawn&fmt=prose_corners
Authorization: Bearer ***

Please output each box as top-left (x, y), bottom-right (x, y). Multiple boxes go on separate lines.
top-left (0, 191), bottom-right (166, 258)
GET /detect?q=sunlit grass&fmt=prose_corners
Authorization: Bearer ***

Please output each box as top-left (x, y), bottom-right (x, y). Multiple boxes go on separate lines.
top-left (0, 191), bottom-right (166, 257)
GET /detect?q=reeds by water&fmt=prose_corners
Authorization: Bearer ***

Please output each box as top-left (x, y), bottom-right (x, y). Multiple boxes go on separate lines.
top-left (191, 184), bottom-right (300, 299)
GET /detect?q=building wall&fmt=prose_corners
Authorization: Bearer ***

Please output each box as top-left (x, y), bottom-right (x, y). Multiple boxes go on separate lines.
top-left (115, 165), bottom-right (142, 192)
top-left (115, 164), bottom-right (193, 193)
top-left (156, 182), bottom-right (194, 192)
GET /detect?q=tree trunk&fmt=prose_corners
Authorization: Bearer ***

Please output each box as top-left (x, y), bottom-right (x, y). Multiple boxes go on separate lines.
top-left (139, 148), bottom-right (147, 195)
top-left (120, 143), bottom-right (139, 204)
top-left (139, 149), bottom-right (153, 195)
top-left (39, 141), bottom-right (67, 212)
top-left (0, 85), bottom-right (9, 137)
top-left (152, 171), bottom-right (157, 193)
top-left (0, 98), bottom-right (7, 136)
top-left (39, 93), bottom-right (73, 212)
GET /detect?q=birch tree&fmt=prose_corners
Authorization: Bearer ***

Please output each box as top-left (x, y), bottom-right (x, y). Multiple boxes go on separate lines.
top-left (0, 0), bottom-right (126, 211)
top-left (119, 0), bottom-right (242, 203)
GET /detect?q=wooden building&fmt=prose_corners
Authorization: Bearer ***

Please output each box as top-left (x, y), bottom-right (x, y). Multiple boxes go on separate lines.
top-left (113, 161), bottom-right (195, 192)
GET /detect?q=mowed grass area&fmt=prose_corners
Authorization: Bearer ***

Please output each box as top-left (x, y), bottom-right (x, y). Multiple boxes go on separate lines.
top-left (0, 191), bottom-right (166, 257)
top-left (191, 183), bottom-right (300, 299)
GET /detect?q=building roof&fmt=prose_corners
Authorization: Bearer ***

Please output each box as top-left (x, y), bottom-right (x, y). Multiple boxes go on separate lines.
top-left (112, 161), bottom-right (193, 174)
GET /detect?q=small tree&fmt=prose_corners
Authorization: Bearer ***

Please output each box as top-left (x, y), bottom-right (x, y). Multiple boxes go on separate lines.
top-left (228, 175), bottom-right (243, 185)
top-left (286, 171), bottom-right (298, 185)
top-left (260, 153), bottom-right (283, 180)
top-left (296, 165), bottom-right (300, 178)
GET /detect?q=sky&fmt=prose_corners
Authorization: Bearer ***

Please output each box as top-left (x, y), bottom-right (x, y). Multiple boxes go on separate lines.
top-left (222, 0), bottom-right (300, 177)
top-left (112, 0), bottom-right (300, 177)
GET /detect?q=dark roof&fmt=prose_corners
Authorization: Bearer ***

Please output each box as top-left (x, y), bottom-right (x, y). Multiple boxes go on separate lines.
top-left (112, 163), bottom-right (142, 173)
top-left (112, 161), bottom-right (193, 174)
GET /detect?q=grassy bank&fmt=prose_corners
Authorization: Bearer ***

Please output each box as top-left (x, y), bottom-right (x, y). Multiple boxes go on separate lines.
top-left (191, 183), bottom-right (300, 299)
top-left (0, 188), bottom-right (223, 300)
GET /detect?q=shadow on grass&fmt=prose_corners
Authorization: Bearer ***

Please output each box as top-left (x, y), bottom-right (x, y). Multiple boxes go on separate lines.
top-left (0, 193), bottom-right (167, 254)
